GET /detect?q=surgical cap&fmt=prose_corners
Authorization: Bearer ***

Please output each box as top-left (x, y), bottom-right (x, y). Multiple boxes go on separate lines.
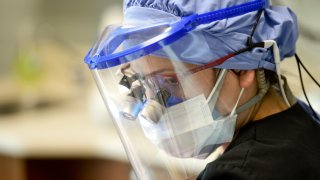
top-left (123, 0), bottom-right (299, 71)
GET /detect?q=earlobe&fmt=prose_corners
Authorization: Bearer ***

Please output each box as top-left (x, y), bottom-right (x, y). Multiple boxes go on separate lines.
top-left (239, 70), bottom-right (255, 88)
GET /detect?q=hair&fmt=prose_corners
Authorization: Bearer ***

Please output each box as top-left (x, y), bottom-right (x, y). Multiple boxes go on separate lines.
top-left (263, 69), bottom-right (278, 86)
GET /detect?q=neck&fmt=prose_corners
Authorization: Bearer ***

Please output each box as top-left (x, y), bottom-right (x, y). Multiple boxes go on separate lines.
top-left (252, 87), bottom-right (290, 121)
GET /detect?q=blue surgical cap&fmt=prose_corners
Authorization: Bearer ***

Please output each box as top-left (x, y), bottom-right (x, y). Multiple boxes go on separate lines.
top-left (123, 0), bottom-right (299, 71)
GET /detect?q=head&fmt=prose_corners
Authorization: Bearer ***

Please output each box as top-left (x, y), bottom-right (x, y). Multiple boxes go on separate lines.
top-left (121, 0), bottom-right (298, 129)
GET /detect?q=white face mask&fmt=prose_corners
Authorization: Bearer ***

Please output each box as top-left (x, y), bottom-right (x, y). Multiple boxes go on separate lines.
top-left (138, 94), bottom-right (240, 159)
top-left (137, 69), bottom-right (245, 159)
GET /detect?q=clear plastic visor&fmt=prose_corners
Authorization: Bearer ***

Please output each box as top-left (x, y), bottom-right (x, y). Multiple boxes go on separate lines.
top-left (87, 23), bottom-right (175, 69)
top-left (92, 43), bottom-right (243, 179)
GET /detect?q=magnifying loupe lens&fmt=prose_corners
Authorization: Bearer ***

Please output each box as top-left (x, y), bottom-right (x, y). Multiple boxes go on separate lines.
top-left (120, 96), bottom-right (143, 120)
top-left (139, 99), bottom-right (165, 124)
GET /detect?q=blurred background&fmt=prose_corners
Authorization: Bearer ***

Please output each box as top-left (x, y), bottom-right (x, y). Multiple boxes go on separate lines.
top-left (0, 0), bottom-right (319, 180)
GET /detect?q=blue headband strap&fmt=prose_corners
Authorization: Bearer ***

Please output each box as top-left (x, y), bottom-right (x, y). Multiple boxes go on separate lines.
top-left (196, 0), bottom-right (267, 25)
top-left (85, 0), bottom-right (268, 69)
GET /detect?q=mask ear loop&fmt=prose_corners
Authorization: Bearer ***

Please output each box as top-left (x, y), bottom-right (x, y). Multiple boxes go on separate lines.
top-left (206, 69), bottom-right (228, 112)
top-left (230, 88), bottom-right (245, 116)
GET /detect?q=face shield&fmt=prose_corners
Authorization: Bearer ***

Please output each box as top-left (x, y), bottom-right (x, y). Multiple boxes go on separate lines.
top-left (91, 53), bottom-right (242, 179)
top-left (84, 1), bottom-right (267, 179)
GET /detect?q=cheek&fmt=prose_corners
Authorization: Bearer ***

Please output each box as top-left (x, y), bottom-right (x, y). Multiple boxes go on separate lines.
top-left (182, 69), bottom-right (216, 99)
top-left (216, 73), bottom-right (241, 115)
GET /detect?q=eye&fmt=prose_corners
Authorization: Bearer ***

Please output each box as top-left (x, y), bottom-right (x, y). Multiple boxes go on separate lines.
top-left (164, 77), bottom-right (179, 86)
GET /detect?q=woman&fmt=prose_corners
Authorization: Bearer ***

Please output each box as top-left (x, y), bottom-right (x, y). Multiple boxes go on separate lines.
top-left (84, 0), bottom-right (320, 179)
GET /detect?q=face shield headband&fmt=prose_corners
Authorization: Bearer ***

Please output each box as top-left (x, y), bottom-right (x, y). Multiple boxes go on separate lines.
top-left (84, 0), bottom-right (268, 70)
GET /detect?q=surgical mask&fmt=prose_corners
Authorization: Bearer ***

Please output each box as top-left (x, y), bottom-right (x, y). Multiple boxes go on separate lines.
top-left (137, 70), bottom-right (245, 159)
top-left (139, 95), bottom-right (240, 159)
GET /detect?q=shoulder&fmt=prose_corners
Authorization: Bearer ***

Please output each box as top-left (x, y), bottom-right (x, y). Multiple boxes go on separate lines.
top-left (197, 103), bottom-right (320, 180)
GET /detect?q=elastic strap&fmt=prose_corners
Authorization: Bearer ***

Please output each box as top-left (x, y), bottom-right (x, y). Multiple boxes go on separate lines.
top-left (206, 69), bottom-right (228, 112)
top-left (231, 88), bottom-right (245, 116)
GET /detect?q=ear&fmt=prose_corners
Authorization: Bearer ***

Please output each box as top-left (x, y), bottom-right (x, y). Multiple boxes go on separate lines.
top-left (239, 70), bottom-right (255, 88)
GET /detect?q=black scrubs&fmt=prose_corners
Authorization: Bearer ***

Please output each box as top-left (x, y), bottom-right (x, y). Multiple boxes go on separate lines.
top-left (197, 103), bottom-right (320, 180)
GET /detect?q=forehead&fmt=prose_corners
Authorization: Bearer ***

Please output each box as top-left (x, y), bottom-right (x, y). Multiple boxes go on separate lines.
top-left (130, 55), bottom-right (199, 75)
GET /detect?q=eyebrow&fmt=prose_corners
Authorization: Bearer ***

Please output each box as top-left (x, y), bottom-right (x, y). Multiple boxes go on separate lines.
top-left (144, 68), bottom-right (175, 77)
